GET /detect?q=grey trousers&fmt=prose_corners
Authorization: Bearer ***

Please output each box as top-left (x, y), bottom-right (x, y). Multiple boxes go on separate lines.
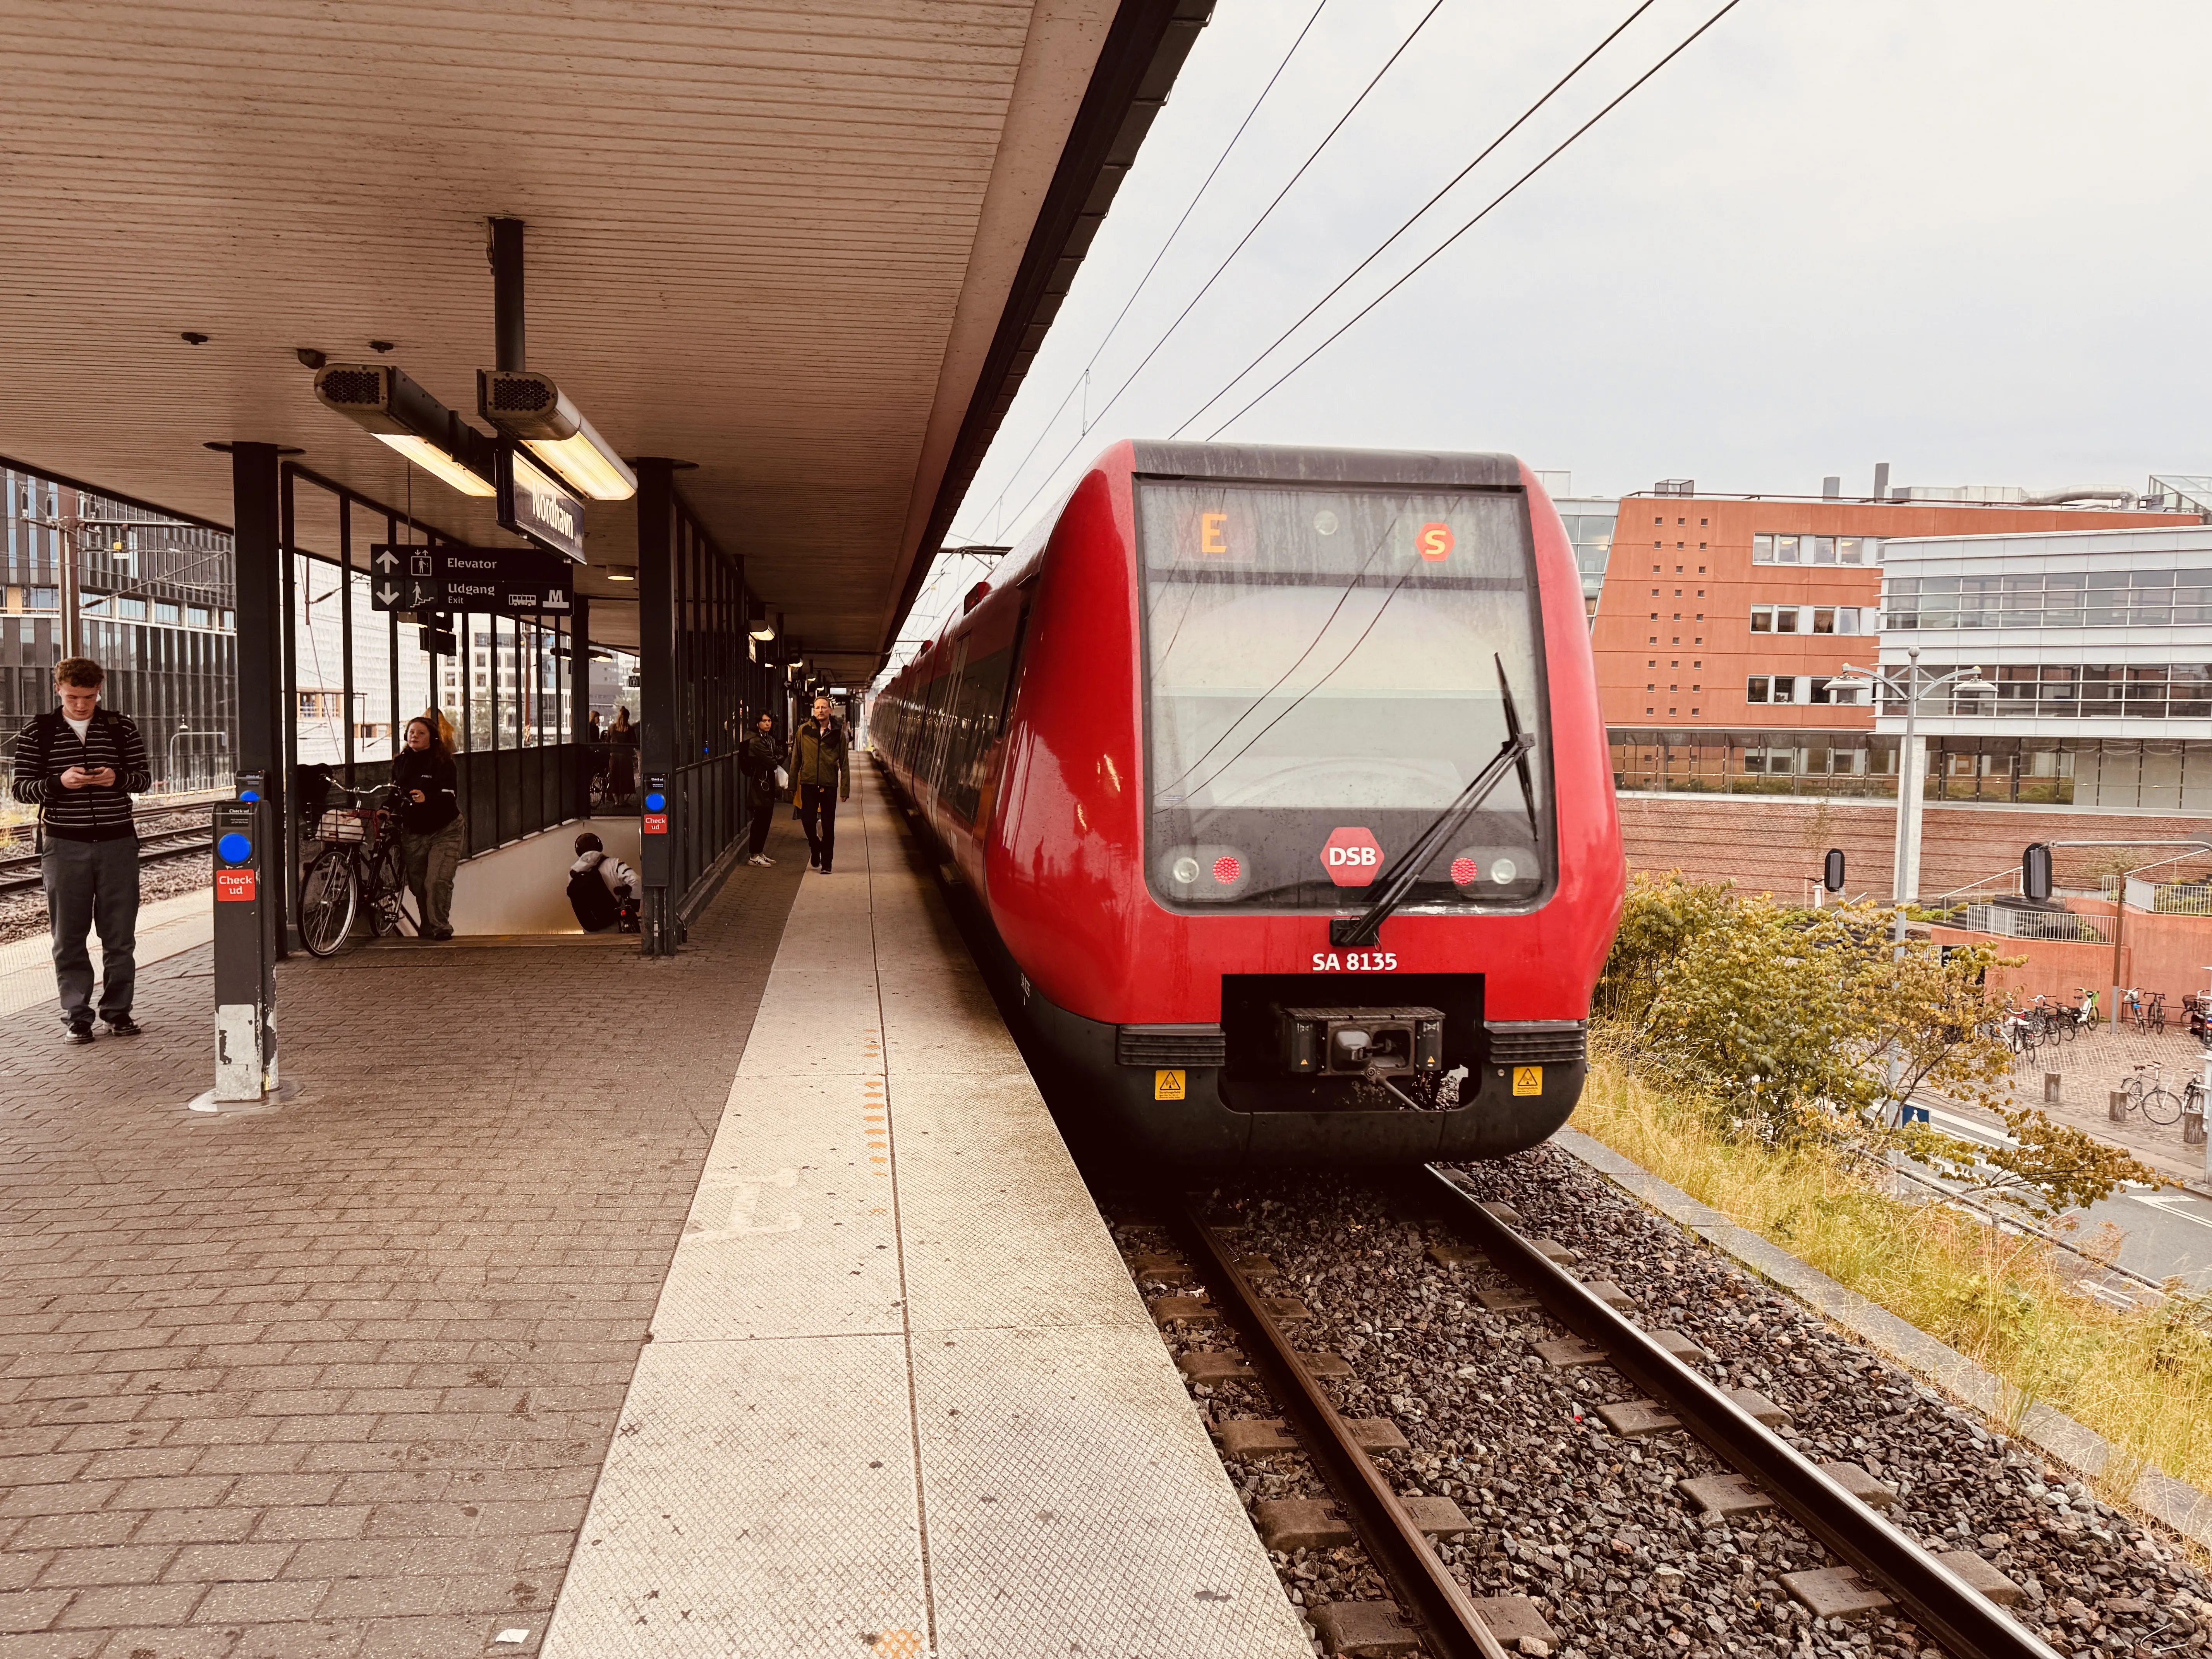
top-left (402, 817), bottom-right (465, 932)
top-left (43, 835), bottom-right (140, 1025)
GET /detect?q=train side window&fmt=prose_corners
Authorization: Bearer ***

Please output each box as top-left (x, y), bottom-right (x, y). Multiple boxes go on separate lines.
top-left (937, 598), bottom-right (1034, 826)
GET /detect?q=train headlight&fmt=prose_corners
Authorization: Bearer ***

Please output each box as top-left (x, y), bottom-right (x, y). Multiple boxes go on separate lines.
top-left (1163, 845), bottom-right (1250, 902)
top-left (1450, 845), bottom-right (1537, 898)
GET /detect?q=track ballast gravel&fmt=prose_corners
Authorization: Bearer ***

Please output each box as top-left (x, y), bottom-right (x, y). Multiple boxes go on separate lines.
top-left (1121, 1143), bottom-right (2212, 1659)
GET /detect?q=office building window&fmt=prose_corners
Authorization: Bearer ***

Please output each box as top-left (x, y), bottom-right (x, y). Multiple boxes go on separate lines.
top-left (1756, 533), bottom-right (1881, 565)
top-left (1886, 568), bottom-right (2212, 629)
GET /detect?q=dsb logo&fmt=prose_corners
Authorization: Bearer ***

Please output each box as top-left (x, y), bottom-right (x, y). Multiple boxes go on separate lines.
top-left (1319, 826), bottom-right (1384, 887)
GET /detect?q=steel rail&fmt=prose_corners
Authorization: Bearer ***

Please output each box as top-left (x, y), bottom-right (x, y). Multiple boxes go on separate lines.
top-left (1175, 1202), bottom-right (1510, 1659)
top-left (0, 831), bottom-right (211, 896)
top-left (1422, 1164), bottom-right (2060, 1659)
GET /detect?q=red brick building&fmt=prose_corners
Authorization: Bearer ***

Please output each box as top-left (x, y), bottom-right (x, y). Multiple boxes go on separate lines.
top-left (1585, 487), bottom-right (2201, 900)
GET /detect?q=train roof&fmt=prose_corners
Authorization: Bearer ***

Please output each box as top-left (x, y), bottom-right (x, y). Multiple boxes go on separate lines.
top-left (1128, 441), bottom-right (1523, 490)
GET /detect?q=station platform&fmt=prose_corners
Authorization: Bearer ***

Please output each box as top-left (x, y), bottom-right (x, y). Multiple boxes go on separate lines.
top-left (0, 771), bottom-right (1302, 1659)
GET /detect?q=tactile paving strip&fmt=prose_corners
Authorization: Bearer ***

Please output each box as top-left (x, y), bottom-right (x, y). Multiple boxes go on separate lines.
top-left (545, 776), bottom-right (1308, 1657)
top-left (914, 1324), bottom-right (1303, 1656)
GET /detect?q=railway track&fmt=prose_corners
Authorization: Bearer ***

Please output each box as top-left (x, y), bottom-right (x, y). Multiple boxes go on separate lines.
top-left (1132, 1168), bottom-right (2063, 1659)
top-left (0, 805), bottom-right (215, 897)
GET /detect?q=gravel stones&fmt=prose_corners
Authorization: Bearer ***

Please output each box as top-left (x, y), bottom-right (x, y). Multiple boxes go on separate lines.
top-left (1118, 1142), bottom-right (2212, 1659)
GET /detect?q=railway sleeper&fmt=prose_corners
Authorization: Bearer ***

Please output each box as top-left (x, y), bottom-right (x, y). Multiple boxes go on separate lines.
top-left (1123, 1219), bottom-right (1508, 1658)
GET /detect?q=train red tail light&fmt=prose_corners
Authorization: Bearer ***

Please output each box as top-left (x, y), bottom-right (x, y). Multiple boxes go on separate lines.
top-left (1212, 855), bottom-right (1241, 884)
top-left (1450, 856), bottom-right (1478, 885)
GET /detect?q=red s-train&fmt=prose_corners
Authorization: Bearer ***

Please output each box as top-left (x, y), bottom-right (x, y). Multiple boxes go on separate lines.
top-left (873, 442), bottom-right (1624, 1165)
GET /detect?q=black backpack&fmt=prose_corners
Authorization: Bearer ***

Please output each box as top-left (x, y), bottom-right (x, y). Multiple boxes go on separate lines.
top-left (567, 864), bottom-right (620, 933)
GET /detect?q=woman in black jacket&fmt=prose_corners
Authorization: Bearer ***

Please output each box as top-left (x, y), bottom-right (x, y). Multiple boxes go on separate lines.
top-left (392, 716), bottom-right (463, 940)
top-left (738, 711), bottom-right (781, 866)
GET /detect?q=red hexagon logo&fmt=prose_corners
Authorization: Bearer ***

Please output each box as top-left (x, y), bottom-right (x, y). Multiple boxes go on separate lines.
top-left (1319, 826), bottom-right (1384, 887)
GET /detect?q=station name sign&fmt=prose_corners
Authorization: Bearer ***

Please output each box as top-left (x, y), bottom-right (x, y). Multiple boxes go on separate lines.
top-left (368, 545), bottom-right (574, 617)
top-left (496, 447), bottom-right (586, 563)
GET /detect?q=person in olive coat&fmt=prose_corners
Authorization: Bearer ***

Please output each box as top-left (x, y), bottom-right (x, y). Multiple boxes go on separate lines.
top-left (788, 696), bottom-right (849, 874)
top-left (739, 711), bottom-right (781, 866)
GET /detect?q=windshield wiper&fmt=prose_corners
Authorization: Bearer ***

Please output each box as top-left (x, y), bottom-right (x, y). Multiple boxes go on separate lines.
top-left (1329, 654), bottom-right (1537, 949)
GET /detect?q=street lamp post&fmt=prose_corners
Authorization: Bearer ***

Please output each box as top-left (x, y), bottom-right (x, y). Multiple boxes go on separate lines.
top-left (26, 512), bottom-right (85, 659)
top-left (1827, 647), bottom-right (1996, 919)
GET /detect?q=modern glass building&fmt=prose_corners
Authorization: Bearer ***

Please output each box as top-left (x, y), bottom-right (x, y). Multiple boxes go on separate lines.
top-left (1875, 521), bottom-right (2212, 812)
top-left (3, 469), bottom-right (238, 795)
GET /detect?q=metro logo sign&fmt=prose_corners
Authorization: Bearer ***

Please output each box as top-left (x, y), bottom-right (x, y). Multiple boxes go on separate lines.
top-left (1319, 826), bottom-right (1383, 886)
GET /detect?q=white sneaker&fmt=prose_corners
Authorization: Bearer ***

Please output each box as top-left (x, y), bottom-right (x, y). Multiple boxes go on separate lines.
top-left (747, 854), bottom-right (770, 866)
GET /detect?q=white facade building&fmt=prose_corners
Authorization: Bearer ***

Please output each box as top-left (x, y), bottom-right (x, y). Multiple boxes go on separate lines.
top-left (1876, 522), bottom-right (2212, 814)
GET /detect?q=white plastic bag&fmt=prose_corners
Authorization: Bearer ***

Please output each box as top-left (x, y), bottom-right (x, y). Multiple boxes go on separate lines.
top-left (773, 765), bottom-right (790, 790)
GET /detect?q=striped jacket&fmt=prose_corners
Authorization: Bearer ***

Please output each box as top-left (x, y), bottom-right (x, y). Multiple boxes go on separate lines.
top-left (10, 707), bottom-right (151, 842)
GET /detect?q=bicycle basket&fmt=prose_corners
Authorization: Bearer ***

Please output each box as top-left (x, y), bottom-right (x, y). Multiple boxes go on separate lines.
top-left (315, 808), bottom-right (371, 843)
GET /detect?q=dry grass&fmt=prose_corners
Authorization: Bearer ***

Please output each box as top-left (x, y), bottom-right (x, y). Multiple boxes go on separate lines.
top-left (1573, 1053), bottom-right (2212, 1501)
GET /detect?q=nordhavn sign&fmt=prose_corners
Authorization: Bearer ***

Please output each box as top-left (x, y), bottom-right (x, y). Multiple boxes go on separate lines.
top-left (496, 445), bottom-right (586, 563)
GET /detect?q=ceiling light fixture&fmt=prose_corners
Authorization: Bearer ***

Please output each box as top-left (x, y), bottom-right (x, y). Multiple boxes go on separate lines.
top-left (313, 363), bottom-right (496, 496)
top-left (605, 564), bottom-right (637, 583)
top-left (477, 370), bottom-right (637, 501)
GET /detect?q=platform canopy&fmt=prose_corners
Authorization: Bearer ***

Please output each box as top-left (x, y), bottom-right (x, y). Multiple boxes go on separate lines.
top-left (0, 0), bottom-right (1207, 676)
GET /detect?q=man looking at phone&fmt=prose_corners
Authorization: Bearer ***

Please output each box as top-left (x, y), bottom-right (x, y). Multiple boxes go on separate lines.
top-left (10, 658), bottom-right (151, 1042)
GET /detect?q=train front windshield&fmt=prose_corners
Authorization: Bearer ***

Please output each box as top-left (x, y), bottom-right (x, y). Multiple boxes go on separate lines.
top-left (1137, 480), bottom-right (1552, 914)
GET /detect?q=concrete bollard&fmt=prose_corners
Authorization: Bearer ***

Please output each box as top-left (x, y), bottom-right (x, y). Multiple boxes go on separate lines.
top-left (2044, 1072), bottom-right (2062, 1105)
top-left (2110, 1090), bottom-right (2130, 1123)
top-left (2187, 1111), bottom-right (2206, 1147)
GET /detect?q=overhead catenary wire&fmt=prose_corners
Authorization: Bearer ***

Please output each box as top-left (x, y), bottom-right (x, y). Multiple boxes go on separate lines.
top-left (1166, 0), bottom-right (1664, 438)
top-left (954, 0), bottom-right (1333, 545)
top-left (978, 0), bottom-right (1456, 541)
top-left (1188, 0), bottom-right (1753, 440)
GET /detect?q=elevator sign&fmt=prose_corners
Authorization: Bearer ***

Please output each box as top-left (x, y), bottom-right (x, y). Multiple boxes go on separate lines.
top-left (1319, 826), bottom-right (1383, 886)
top-left (368, 545), bottom-right (573, 617)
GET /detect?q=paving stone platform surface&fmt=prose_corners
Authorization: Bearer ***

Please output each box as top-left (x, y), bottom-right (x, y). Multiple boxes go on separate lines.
top-left (0, 816), bottom-right (809, 1659)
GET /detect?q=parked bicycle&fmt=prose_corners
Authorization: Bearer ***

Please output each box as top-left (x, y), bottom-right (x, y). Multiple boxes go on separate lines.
top-left (2123, 988), bottom-right (2167, 1033)
top-left (298, 783), bottom-right (419, 957)
top-left (2118, 1062), bottom-right (2187, 1127)
top-left (1999, 1003), bottom-right (2045, 1064)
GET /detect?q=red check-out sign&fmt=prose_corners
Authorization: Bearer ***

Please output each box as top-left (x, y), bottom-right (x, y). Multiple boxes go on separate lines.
top-left (216, 871), bottom-right (257, 903)
top-left (642, 814), bottom-right (668, 835)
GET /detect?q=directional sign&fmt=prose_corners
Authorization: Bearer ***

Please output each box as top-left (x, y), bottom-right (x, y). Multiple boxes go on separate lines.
top-left (368, 546), bottom-right (573, 617)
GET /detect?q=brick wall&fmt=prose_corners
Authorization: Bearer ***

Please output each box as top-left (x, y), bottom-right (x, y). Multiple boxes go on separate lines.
top-left (1618, 792), bottom-right (2212, 901)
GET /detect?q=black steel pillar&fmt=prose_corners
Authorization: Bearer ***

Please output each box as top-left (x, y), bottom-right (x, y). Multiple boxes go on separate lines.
top-left (635, 459), bottom-right (680, 955)
top-left (231, 444), bottom-right (285, 933)
top-left (489, 217), bottom-right (526, 371)
top-left (216, 441), bottom-right (285, 1099)
top-left (570, 592), bottom-right (591, 818)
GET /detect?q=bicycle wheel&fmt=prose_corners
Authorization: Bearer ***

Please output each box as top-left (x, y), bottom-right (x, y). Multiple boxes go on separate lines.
top-left (2141, 1085), bottom-right (2183, 1127)
top-left (299, 849), bottom-right (359, 958)
top-left (366, 842), bottom-right (417, 937)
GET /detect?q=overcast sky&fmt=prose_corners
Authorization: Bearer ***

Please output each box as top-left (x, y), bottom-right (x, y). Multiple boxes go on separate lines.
top-left (898, 0), bottom-right (2212, 654)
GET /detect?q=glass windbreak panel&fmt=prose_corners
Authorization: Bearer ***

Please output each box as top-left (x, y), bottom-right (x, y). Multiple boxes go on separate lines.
top-left (1139, 481), bottom-right (1548, 913)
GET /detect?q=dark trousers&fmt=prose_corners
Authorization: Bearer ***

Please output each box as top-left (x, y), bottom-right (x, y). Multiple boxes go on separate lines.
top-left (747, 792), bottom-right (775, 856)
top-left (797, 785), bottom-right (839, 869)
top-left (43, 834), bottom-right (140, 1025)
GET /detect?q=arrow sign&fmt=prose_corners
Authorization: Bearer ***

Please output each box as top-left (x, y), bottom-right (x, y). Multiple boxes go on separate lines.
top-left (369, 546), bottom-right (573, 617)
top-left (373, 547), bottom-right (398, 574)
